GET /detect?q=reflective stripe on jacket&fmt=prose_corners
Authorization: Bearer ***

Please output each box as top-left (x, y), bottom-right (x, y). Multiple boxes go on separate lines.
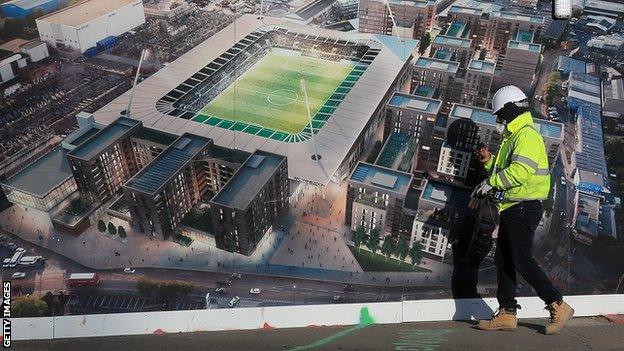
top-left (484, 111), bottom-right (551, 212)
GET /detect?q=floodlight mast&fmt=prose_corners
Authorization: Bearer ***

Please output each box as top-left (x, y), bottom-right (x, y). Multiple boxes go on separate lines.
top-left (126, 49), bottom-right (148, 118)
top-left (383, 0), bottom-right (405, 45)
top-left (301, 78), bottom-right (325, 199)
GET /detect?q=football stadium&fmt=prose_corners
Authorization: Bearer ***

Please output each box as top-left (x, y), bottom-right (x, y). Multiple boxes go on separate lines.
top-left (92, 15), bottom-right (418, 186)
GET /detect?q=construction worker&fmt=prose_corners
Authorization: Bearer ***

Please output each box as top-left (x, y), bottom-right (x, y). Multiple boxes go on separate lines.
top-left (470, 85), bottom-right (574, 334)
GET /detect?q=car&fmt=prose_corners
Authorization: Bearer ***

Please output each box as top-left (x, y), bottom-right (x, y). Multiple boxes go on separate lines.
top-left (6, 243), bottom-right (17, 250)
top-left (230, 273), bottom-right (242, 279)
top-left (228, 296), bottom-right (240, 308)
top-left (333, 295), bottom-right (345, 302)
top-left (11, 272), bottom-right (26, 279)
top-left (123, 267), bottom-right (135, 274)
top-left (561, 96), bottom-right (567, 102)
top-left (343, 284), bottom-right (355, 292)
top-left (551, 117), bottom-right (561, 122)
top-left (249, 288), bottom-right (261, 295)
top-left (548, 107), bottom-right (557, 111)
top-left (16, 248), bottom-right (25, 253)
top-left (545, 251), bottom-right (553, 261)
top-left (560, 176), bottom-right (567, 186)
top-left (214, 287), bottom-right (227, 294)
top-left (217, 279), bottom-right (232, 286)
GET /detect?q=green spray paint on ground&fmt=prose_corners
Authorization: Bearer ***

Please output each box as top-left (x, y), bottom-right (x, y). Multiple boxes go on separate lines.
top-left (287, 307), bottom-right (376, 351)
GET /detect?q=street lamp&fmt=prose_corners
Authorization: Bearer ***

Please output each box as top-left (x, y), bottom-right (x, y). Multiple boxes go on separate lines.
top-left (291, 285), bottom-right (296, 305)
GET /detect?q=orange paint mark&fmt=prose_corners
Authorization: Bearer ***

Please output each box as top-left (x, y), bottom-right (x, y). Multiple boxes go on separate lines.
top-left (262, 322), bottom-right (275, 330)
top-left (604, 315), bottom-right (624, 324)
top-left (153, 329), bottom-right (166, 335)
top-left (307, 324), bottom-right (321, 328)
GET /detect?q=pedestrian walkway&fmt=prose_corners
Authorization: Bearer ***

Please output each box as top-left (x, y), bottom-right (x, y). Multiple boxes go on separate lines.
top-left (16, 316), bottom-right (624, 351)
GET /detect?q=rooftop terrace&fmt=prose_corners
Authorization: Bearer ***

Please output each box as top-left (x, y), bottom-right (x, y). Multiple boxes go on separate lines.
top-left (508, 40), bottom-right (541, 52)
top-left (211, 151), bottom-right (285, 210)
top-left (349, 162), bottom-right (412, 195)
top-left (415, 57), bottom-right (459, 73)
top-left (467, 59), bottom-right (495, 74)
top-left (433, 35), bottom-right (471, 48)
top-left (387, 92), bottom-right (441, 114)
top-left (420, 180), bottom-right (471, 209)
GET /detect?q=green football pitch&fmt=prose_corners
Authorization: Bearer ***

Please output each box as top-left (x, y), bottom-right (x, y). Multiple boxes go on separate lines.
top-left (193, 49), bottom-right (355, 135)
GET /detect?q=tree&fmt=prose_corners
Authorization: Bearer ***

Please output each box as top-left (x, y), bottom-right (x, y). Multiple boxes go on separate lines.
top-left (137, 277), bottom-right (158, 296)
top-left (419, 32), bottom-right (431, 55)
top-left (396, 237), bottom-right (409, 261)
top-left (353, 226), bottom-right (366, 252)
top-left (409, 242), bottom-right (423, 268)
top-left (479, 48), bottom-right (487, 60)
top-left (367, 228), bottom-right (381, 257)
top-left (12, 296), bottom-right (47, 317)
top-left (118, 226), bottom-right (126, 238)
top-left (98, 220), bottom-right (106, 232)
top-left (381, 236), bottom-right (396, 261)
top-left (108, 222), bottom-right (117, 235)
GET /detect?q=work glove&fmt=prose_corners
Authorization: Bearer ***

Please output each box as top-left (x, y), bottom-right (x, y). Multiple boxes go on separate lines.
top-left (468, 180), bottom-right (493, 210)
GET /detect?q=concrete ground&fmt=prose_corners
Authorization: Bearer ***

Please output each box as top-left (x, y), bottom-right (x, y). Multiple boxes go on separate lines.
top-left (16, 316), bottom-right (624, 351)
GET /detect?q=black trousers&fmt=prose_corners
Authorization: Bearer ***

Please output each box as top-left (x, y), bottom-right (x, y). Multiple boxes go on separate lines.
top-left (495, 200), bottom-right (562, 309)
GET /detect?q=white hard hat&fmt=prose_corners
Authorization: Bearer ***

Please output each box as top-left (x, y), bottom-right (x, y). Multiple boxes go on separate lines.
top-left (491, 85), bottom-right (528, 114)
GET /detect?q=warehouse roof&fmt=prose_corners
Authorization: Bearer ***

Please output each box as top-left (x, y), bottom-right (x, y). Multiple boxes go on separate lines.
top-left (37, 0), bottom-right (140, 27)
top-left (1, 147), bottom-right (72, 198)
top-left (3, 0), bottom-right (54, 10)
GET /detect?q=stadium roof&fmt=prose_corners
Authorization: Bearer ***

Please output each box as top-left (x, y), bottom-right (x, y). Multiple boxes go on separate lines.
top-left (211, 151), bottom-right (285, 210)
top-left (89, 15), bottom-right (418, 187)
top-left (124, 133), bottom-right (211, 195)
top-left (387, 92), bottom-right (441, 115)
top-left (37, 0), bottom-right (140, 27)
top-left (68, 117), bottom-right (140, 160)
top-left (1, 147), bottom-right (72, 198)
top-left (349, 162), bottom-right (412, 196)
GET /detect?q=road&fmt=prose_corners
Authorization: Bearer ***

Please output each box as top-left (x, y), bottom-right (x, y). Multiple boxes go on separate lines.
top-left (1, 229), bottom-right (454, 314)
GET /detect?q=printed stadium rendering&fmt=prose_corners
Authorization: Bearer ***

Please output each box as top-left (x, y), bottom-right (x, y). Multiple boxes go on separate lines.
top-left (91, 15), bottom-right (418, 186)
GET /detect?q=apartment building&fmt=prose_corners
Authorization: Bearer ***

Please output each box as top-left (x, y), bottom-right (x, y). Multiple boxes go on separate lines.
top-left (67, 117), bottom-right (143, 203)
top-left (358, 0), bottom-right (436, 38)
top-left (496, 39), bottom-right (541, 92)
top-left (123, 134), bottom-right (212, 239)
top-left (345, 162), bottom-right (417, 240)
top-left (211, 151), bottom-right (289, 256)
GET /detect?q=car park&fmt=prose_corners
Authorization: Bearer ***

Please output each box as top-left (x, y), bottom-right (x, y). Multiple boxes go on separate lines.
top-left (228, 296), bottom-right (240, 308)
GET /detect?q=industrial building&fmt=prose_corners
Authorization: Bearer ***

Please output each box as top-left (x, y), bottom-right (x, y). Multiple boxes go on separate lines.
top-left (1, 0), bottom-right (59, 19)
top-left (35, 0), bottom-right (145, 53)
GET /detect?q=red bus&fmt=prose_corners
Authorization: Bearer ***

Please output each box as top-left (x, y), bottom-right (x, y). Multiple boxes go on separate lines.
top-left (67, 273), bottom-right (100, 287)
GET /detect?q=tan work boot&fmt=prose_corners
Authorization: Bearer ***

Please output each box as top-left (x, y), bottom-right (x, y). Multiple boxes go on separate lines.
top-left (544, 300), bottom-right (574, 335)
top-left (477, 308), bottom-right (518, 331)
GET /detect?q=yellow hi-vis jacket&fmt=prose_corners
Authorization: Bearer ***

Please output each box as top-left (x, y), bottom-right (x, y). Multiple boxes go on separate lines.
top-left (484, 111), bottom-right (551, 212)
